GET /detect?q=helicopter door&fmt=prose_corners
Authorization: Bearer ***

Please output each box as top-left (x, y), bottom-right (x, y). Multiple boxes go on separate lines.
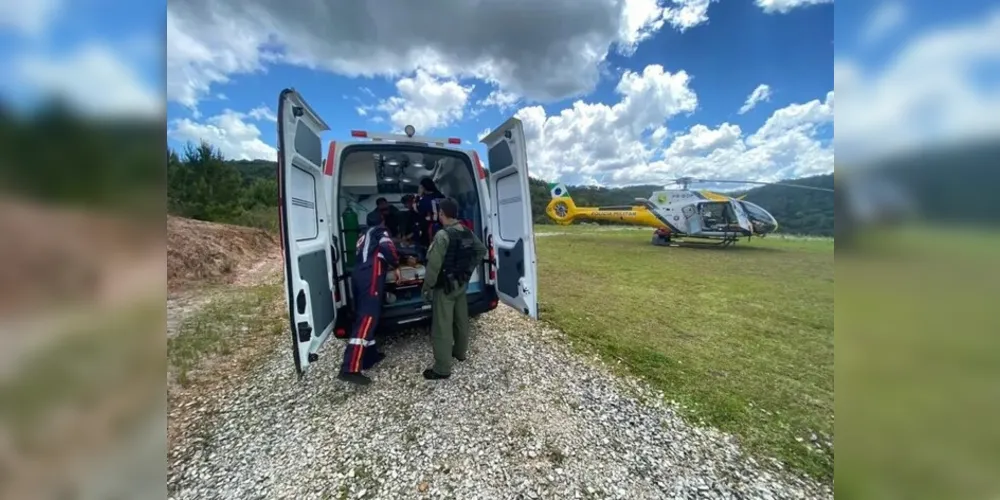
top-left (729, 200), bottom-right (753, 234)
top-left (682, 204), bottom-right (703, 235)
top-left (481, 117), bottom-right (539, 320)
top-left (277, 88), bottom-right (336, 376)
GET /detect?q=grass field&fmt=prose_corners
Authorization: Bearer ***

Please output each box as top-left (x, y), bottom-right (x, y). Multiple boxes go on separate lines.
top-left (835, 226), bottom-right (1000, 500)
top-left (533, 225), bottom-right (834, 481)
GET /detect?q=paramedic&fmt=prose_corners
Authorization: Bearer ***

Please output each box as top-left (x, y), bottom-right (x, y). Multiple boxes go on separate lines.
top-left (338, 210), bottom-right (399, 386)
top-left (399, 194), bottom-right (422, 242)
top-left (375, 197), bottom-right (401, 235)
top-left (416, 177), bottom-right (445, 247)
top-left (420, 198), bottom-right (487, 380)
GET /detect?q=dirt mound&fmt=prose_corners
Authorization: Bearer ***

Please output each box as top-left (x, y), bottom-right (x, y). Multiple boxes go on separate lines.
top-left (167, 216), bottom-right (279, 290)
top-left (0, 198), bottom-right (162, 317)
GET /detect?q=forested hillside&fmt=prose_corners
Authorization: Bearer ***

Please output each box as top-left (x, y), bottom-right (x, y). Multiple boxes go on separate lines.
top-left (740, 175), bottom-right (834, 236)
top-left (168, 144), bottom-right (279, 231)
top-left (167, 140), bottom-right (835, 235)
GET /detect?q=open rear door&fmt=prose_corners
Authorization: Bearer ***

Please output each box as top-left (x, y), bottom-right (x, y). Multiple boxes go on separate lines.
top-left (480, 117), bottom-right (539, 319)
top-left (277, 88), bottom-right (336, 376)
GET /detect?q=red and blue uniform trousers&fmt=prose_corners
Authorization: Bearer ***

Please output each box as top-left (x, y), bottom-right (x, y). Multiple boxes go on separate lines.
top-left (417, 192), bottom-right (445, 248)
top-left (340, 226), bottom-right (398, 374)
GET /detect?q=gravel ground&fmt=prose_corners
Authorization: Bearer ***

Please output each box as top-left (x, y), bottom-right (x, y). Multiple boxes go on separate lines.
top-left (167, 306), bottom-right (831, 500)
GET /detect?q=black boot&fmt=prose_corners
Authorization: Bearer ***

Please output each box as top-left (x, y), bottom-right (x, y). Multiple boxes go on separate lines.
top-left (338, 372), bottom-right (372, 386)
top-left (422, 369), bottom-right (450, 380)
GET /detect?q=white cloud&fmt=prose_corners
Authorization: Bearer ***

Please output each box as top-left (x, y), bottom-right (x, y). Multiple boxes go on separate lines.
top-left (16, 43), bottom-right (162, 118)
top-left (612, 92), bottom-right (834, 186)
top-left (514, 61), bottom-right (832, 186)
top-left (835, 10), bottom-right (1000, 163)
top-left (168, 109), bottom-right (277, 161)
top-left (376, 70), bottom-right (475, 133)
top-left (247, 105), bottom-right (277, 121)
top-left (166, 0), bottom-right (701, 108)
top-left (479, 90), bottom-right (521, 112)
top-left (513, 64), bottom-right (698, 184)
top-left (738, 84), bottom-right (772, 114)
top-left (0, 0), bottom-right (61, 37)
top-left (755, 0), bottom-right (833, 14)
top-left (166, 7), bottom-right (273, 108)
top-left (661, 0), bottom-right (717, 32)
top-left (860, 1), bottom-right (906, 46)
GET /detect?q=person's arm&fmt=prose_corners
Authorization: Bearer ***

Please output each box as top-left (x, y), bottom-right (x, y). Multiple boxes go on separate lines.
top-left (468, 232), bottom-right (487, 277)
top-left (422, 230), bottom-right (448, 292)
top-left (377, 231), bottom-right (399, 268)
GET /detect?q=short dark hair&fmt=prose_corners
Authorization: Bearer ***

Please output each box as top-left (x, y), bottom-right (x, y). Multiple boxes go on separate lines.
top-left (366, 210), bottom-right (383, 226)
top-left (419, 177), bottom-right (438, 193)
top-left (438, 197), bottom-right (459, 219)
top-left (401, 194), bottom-right (414, 205)
top-left (375, 197), bottom-right (388, 206)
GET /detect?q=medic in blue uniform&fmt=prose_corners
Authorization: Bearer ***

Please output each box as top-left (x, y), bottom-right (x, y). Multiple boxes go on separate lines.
top-left (337, 212), bottom-right (399, 386)
top-left (417, 177), bottom-right (446, 248)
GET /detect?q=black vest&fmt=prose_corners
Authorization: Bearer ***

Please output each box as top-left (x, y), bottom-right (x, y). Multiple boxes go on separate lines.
top-left (439, 224), bottom-right (476, 286)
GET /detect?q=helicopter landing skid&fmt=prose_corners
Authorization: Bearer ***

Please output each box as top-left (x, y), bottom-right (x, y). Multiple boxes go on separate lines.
top-left (651, 232), bottom-right (740, 248)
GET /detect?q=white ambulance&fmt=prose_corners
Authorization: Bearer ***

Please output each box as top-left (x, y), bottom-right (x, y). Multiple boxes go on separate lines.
top-left (276, 88), bottom-right (539, 376)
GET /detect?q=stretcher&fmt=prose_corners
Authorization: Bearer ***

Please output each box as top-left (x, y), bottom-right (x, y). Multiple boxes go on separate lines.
top-left (384, 263), bottom-right (426, 305)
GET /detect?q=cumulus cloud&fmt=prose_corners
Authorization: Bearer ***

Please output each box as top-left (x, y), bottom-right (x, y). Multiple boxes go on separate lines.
top-left (478, 90), bottom-right (521, 112)
top-left (0, 0), bottom-right (61, 37)
top-left (376, 70), bottom-right (475, 133)
top-left (514, 61), bottom-right (832, 186)
top-left (835, 9), bottom-right (1000, 163)
top-left (165, 0), bottom-right (709, 108)
top-left (513, 64), bottom-right (698, 184)
top-left (738, 84), bottom-right (772, 114)
top-left (15, 42), bottom-right (162, 118)
top-left (660, 0), bottom-right (717, 32)
top-left (755, 0), bottom-right (833, 14)
top-left (168, 109), bottom-right (277, 161)
top-left (247, 105), bottom-right (277, 122)
top-left (609, 92), bottom-right (834, 186)
top-left (860, 1), bottom-right (906, 46)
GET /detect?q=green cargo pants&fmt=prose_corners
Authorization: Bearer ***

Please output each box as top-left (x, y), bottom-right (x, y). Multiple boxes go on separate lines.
top-left (430, 280), bottom-right (470, 376)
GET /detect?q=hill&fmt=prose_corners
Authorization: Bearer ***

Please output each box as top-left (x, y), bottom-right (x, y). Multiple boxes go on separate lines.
top-left (223, 157), bottom-right (834, 236)
top-left (739, 174), bottom-right (834, 236)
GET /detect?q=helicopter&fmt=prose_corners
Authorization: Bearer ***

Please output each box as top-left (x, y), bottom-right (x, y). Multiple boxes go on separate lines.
top-left (544, 176), bottom-right (835, 247)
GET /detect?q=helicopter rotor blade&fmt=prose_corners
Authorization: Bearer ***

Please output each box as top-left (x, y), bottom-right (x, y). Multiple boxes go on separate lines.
top-left (668, 177), bottom-right (834, 192)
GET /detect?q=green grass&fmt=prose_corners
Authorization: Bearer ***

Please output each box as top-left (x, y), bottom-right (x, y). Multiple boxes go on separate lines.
top-left (168, 283), bottom-right (285, 386)
top-left (835, 226), bottom-right (1000, 500)
top-left (0, 300), bottom-right (164, 452)
top-left (534, 228), bottom-right (834, 480)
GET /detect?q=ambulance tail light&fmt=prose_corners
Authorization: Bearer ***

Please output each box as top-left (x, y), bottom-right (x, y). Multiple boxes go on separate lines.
top-left (447, 138), bottom-right (461, 144)
top-left (350, 130), bottom-right (368, 138)
top-left (472, 151), bottom-right (487, 180)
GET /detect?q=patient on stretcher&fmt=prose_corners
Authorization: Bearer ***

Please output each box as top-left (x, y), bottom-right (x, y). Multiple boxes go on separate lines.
top-left (386, 234), bottom-right (426, 284)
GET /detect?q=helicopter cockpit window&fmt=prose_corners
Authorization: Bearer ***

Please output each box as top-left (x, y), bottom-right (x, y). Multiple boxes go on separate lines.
top-left (740, 200), bottom-right (776, 225)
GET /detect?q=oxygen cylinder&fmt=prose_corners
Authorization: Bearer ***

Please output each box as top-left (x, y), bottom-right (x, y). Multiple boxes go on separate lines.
top-left (342, 207), bottom-right (359, 268)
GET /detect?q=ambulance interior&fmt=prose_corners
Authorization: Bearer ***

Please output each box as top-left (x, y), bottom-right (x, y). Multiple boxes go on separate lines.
top-left (337, 146), bottom-right (485, 310)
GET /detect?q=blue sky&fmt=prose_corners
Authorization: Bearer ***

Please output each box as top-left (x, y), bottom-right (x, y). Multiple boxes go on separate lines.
top-left (3, 0), bottom-right (998, 186)
top-left (166, 0), bottom-right (833, 157)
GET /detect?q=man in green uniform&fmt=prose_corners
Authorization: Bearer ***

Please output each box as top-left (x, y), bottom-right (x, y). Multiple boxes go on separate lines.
top-left (420, 197), bottom-right (487, 380)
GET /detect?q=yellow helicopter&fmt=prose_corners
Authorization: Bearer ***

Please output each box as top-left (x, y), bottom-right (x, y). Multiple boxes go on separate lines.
top-left (544, 176), bottom-right (834, 247)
